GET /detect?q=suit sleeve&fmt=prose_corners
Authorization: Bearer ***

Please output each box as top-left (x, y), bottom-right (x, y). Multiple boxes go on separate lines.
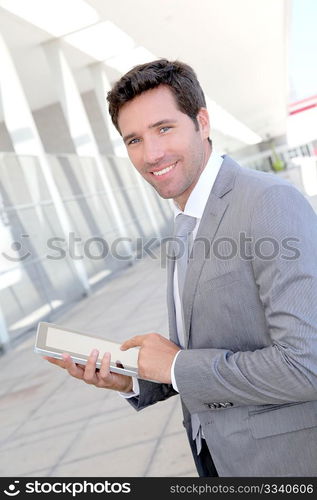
top-left (125, 379), bottom-right (178, 411)
top-left (174, 184), bottom-right (317, 414)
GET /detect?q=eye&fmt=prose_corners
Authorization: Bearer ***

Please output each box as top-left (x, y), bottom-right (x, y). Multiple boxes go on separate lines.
top-left (159, 126), bottom-right (171, 133)
top-left (128, 138), bottom-right (140, 145)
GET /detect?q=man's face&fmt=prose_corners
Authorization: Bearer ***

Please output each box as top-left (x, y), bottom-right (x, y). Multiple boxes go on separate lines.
top-left (117, 85), bottom-right (210, 209)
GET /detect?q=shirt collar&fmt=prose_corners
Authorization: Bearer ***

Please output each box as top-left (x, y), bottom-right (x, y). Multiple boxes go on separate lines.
top-left (173, 151), bottom-right (223, 220)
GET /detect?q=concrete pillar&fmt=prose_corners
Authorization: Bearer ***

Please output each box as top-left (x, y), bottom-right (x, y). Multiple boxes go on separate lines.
top-left (0, 304), bottom-right (10, 350)
top-left (89, 62), bottom-right (125, 157)
top-left (0, 33), bottom-right (91, 330)
top-left (44, 42), bottom-right (133, 258)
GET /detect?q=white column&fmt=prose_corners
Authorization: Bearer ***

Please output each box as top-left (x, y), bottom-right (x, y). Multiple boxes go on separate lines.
top-left (44, 42), bottom-right (133, 258)
top-left (0, 306), bottom-right (10, 350)
top-left (90, 62), bottom-right (163, 238)
top-left (0, 33), bottom-right (91, 306)
top-left (89, 62), bottom-right (126, 158)
top-left (299, 157), bottom-right (317, 197)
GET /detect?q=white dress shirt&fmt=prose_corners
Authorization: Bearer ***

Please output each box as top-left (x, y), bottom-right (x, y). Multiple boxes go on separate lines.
top-left (121, 151), bottom-right (224, 452)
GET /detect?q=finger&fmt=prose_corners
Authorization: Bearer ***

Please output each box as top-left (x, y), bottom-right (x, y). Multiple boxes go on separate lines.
top-left (83, 349), bottom-right (100, 383)
top-left (120, 335), bottom-right (144, 350)
top-left (43, 356), bottom-right (67, 368)
top-left (62, 353), bottom-right (85, 378)
top-left (98, 352), bottom-right (112, 381)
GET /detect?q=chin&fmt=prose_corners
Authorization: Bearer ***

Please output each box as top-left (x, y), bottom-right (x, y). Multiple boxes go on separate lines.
top-left (152, 181), bottom-right (187, 200)
top-left (155, 188), bottom-right (179, 200)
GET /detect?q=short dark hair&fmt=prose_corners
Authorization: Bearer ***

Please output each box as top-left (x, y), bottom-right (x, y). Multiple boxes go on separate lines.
top-left (107, 58), bottom-right (211, 145)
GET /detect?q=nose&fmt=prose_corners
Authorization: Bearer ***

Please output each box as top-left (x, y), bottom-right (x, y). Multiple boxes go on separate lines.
top-left (143, 137), bottom-right (164, 167)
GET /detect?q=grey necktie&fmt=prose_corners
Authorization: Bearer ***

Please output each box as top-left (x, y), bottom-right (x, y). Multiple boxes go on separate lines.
top-left (173, 213), bottom-right (202, 454)
top-left (173, 213), bottom-right (197, 301)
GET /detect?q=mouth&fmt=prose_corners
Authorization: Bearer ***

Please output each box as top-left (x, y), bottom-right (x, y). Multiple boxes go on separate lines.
top-left (151, 161), bottom-right (177, 177)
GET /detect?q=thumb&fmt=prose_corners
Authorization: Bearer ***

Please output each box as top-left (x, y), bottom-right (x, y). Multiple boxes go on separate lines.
top-left (120, 335), bottom-right (143, 351)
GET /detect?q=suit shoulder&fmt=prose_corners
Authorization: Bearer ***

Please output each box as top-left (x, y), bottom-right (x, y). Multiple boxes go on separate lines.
top-left (232, 161), bottom-right (301, 199)
top-left (237, 163), bottom-right (291, 189)
top-left (221, 156), bottom-right (311, 218)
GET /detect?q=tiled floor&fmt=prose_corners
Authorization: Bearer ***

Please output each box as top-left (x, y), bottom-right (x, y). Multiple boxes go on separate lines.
top-left (0, 252), bottom-right (197, 477)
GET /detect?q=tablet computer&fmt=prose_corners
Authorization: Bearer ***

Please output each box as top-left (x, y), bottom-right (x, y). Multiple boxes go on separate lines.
top-left (34, 321), bottom-right (140, 378)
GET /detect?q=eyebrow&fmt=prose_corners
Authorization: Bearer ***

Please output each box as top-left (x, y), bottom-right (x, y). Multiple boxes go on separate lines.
top-left (123, 119), bottom-right (176, 144)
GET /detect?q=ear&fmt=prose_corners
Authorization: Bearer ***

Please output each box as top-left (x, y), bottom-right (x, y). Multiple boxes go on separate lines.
top-left (197, 108), bottom-right (210, 140)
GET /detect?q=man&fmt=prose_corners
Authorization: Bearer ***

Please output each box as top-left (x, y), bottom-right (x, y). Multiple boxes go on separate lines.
top-left (46, 59), bottom-right (317, 477)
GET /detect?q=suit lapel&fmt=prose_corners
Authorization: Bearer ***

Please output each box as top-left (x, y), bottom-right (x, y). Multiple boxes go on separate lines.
top-left (182, 156), bottom-right (239, 347)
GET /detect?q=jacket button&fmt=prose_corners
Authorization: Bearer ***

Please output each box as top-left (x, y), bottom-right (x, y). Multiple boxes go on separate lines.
top-left (218, 402), bottom-right (233, 408)
top-left (208, 402), bottom-right (220, 409)
top-left (205, 402), bottom-right (233, 409)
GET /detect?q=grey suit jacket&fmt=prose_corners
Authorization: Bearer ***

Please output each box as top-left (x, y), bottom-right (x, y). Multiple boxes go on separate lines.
top-left (128, 155), bottom-right (317, 477)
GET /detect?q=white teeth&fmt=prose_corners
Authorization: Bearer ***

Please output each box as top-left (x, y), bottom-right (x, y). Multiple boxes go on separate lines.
top-left (153, 162), bottom-right (176, 176)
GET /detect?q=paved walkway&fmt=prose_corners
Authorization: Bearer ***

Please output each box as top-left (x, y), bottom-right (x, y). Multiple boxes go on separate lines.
top-left (0, 251), bottom-right (197, 477)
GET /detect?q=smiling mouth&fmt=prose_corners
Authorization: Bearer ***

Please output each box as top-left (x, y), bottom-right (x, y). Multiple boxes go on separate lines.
top-left (151, 162), bottom-right (177, 177)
